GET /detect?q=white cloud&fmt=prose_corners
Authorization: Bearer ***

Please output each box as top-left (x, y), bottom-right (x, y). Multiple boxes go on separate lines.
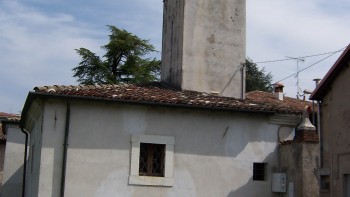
top-left (247, 0), bottom-right (350, 97)
top-left (0, 0), bottom-right (103, 112)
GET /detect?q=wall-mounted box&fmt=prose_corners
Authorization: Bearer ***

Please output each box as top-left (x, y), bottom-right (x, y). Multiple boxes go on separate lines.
top-left (272, 173), bottom-right (287, 193)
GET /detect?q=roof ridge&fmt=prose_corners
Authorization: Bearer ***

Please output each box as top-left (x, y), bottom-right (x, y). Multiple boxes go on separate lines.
top-left (34, 84), bottom-right (132, 92)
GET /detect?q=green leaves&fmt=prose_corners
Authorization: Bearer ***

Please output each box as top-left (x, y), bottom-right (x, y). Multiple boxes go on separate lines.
top-left (72, 25), bottom-right (160, 85)
top-left (244, 58), bottom-right (273, 92)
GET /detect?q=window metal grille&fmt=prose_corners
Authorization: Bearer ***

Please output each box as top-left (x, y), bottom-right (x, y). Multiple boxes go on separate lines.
top-left (253, 162), bottom-right (266, 181)
top-left (139, 143), bottom-right (165, 177)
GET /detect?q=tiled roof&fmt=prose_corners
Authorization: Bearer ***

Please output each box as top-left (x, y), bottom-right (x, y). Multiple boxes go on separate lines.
top-left (245, 91), bottom-right (313, 114)
top-left (0, 112), bottom-right (19, 118)
top-left (0, 112), bottom-right (21, 141)
top-left (33, 83), bottom-right (312, 115)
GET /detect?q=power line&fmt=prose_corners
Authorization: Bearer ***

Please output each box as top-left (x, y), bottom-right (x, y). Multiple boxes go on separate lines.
top-left (274, 47), bottom-right (345, 83)
top-left (255, 48), bottom-right (346, 64)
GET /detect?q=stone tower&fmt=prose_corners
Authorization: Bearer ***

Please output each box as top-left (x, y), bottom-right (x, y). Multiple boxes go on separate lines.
top-left (161, 0), bottom-right (246, 98)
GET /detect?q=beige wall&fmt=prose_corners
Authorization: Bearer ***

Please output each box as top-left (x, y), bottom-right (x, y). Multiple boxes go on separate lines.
top-left (320, 60), bottom-right (350, 197)
top-left (28, 99), bottom-right (296, 197)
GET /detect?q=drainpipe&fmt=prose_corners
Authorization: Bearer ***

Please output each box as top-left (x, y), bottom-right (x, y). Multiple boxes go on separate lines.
top-left (60, 101), bottom-right (71, 197)
top-left (317, 101), bottom-right (322, 168)
top-left (20, 127), bottom-right (29, 197)
top-left (313, 78), bottom-right (322, 168)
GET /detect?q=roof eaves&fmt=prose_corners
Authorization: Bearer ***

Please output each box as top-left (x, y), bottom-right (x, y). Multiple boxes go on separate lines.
top-left (1, 119), bottom-right (20, 135)
top-left (22, 91), bottom-right (276, 117)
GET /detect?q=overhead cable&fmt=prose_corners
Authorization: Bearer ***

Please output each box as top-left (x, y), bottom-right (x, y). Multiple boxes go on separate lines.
top-left (256, 47), bottom-right (346, 64)
top-left (274, 47), bottom-right (345, 83)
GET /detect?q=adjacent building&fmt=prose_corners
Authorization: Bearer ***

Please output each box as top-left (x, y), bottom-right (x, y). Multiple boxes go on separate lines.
top-left (17, 0), bottom-right (323, 196)
top-left (311, 44), bottom-right (350, 197)
top-left (0, 112), bottom-right (22, 196)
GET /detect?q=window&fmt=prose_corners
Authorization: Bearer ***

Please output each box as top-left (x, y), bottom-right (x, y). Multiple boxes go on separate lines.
top-left (253, 162), bottom-right (266, 181)
top-left (320, 175), bottom-right (330, 191)
top-left (344, 174), bottom-right (350, 196)
top-left (129, 134), bottom-right (175, 186)
top-left (139, 143), bottom-right (165, 177)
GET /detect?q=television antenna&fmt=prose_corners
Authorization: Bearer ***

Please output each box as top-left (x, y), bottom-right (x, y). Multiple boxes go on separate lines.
top-left (286, 56), bottom-right (305, 99)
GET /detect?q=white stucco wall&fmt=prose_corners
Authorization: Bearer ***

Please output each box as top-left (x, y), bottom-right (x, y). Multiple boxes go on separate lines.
top-left (2, 123), bottom-right (25, 197)
top-left (26, 111), bottom-right (43, 197)
top-left (36, 101), bottom-right (66, 197)
top-left (32, 100), bottom-right (293, 197)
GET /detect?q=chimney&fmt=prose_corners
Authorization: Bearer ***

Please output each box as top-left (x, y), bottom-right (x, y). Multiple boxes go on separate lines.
top-left (313, 78), bottom-right (321, 86)
top-left (274, 83), bottom-right (284, 101)
top-left (294, 106), bottom-right (319, 143)
top-left (161, 0), bottom-right (246, 99)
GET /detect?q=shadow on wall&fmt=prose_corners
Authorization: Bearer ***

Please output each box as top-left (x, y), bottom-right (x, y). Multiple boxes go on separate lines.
top-left (2, 164), bottom-right (23, 197)
top-left (227, 152), bottom-right (278, 197)
top-left (51, 103), bottom-right (280, 158)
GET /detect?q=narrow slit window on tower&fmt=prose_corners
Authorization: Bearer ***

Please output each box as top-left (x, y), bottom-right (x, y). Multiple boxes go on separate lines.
top-left (139, 143), bottom-right (165, 177)
top-left (253, 162), bottom-right (267, 181)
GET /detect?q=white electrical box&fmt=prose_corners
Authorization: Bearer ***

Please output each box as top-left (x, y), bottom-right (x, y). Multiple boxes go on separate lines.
top-left (272, 173), bottom-right (287, 192)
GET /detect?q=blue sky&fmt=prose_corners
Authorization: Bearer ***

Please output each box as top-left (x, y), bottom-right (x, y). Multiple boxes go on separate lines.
top-left (0, 0), bottom-right (350, 113)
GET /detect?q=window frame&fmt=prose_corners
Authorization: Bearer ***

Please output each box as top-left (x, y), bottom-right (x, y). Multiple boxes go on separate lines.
top-left (129, 134), bottom-right (175, 187)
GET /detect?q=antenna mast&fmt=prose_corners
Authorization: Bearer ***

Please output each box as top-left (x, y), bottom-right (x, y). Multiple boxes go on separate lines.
top-left (286, 56), bottom-right (305, 99)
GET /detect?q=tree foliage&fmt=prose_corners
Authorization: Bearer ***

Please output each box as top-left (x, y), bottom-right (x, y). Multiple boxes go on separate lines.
top-left (73, 25), bottom-right (160, 85)
top-left (244, 58), bottom-right (273, 92)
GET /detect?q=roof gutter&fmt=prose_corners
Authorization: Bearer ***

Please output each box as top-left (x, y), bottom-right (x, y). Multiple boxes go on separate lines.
top-left (21, 91), bottom-right (276, 118)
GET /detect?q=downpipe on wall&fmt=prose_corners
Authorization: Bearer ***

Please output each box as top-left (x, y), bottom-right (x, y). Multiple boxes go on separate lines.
top-left (60, 100), bottom-right (71, 197)
top-left (20, 127), bottom-right (29, 197)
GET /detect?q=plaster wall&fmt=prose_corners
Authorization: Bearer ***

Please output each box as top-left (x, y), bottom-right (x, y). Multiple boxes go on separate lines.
top-left (161, 0), bottom-right (246, 98)
top-left (33, 101), bottom-right (66, 197)
top-left (33, 99), bottom-right (294, 197)
top-left (2, 124), bottom-right (25, 197)
top-left (280, 143), bottom-right (319, 197)
top-left (26, 112), bottom-right (43, 197)
top-left (320, 60), bottom-right (350, 197)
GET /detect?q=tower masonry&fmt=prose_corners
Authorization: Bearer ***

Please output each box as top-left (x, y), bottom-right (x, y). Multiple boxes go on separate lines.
top-left (161, 0), bottom-right (246, 98)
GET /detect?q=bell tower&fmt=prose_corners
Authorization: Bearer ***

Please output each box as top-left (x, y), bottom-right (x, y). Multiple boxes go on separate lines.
top-left (161, 0), bottom-right (246, 98)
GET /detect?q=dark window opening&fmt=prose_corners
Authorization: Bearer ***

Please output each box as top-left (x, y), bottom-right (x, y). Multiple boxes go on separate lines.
top-left (253, 162), bottom-right (266, 181)
top-left (320, 175), bottom-right (330, 191)
top-left (139, 143), bottom-right (165, 177)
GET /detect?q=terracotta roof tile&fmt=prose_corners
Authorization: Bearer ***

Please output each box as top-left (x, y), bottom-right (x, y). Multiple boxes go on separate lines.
top-left (246, 91), bottom-right (314, 114)
top-left (33, 83), bottom-right (312, 115)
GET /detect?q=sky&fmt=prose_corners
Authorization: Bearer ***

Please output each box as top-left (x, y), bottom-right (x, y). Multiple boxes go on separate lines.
top-left (0, 0), bottom-right (349, 114)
